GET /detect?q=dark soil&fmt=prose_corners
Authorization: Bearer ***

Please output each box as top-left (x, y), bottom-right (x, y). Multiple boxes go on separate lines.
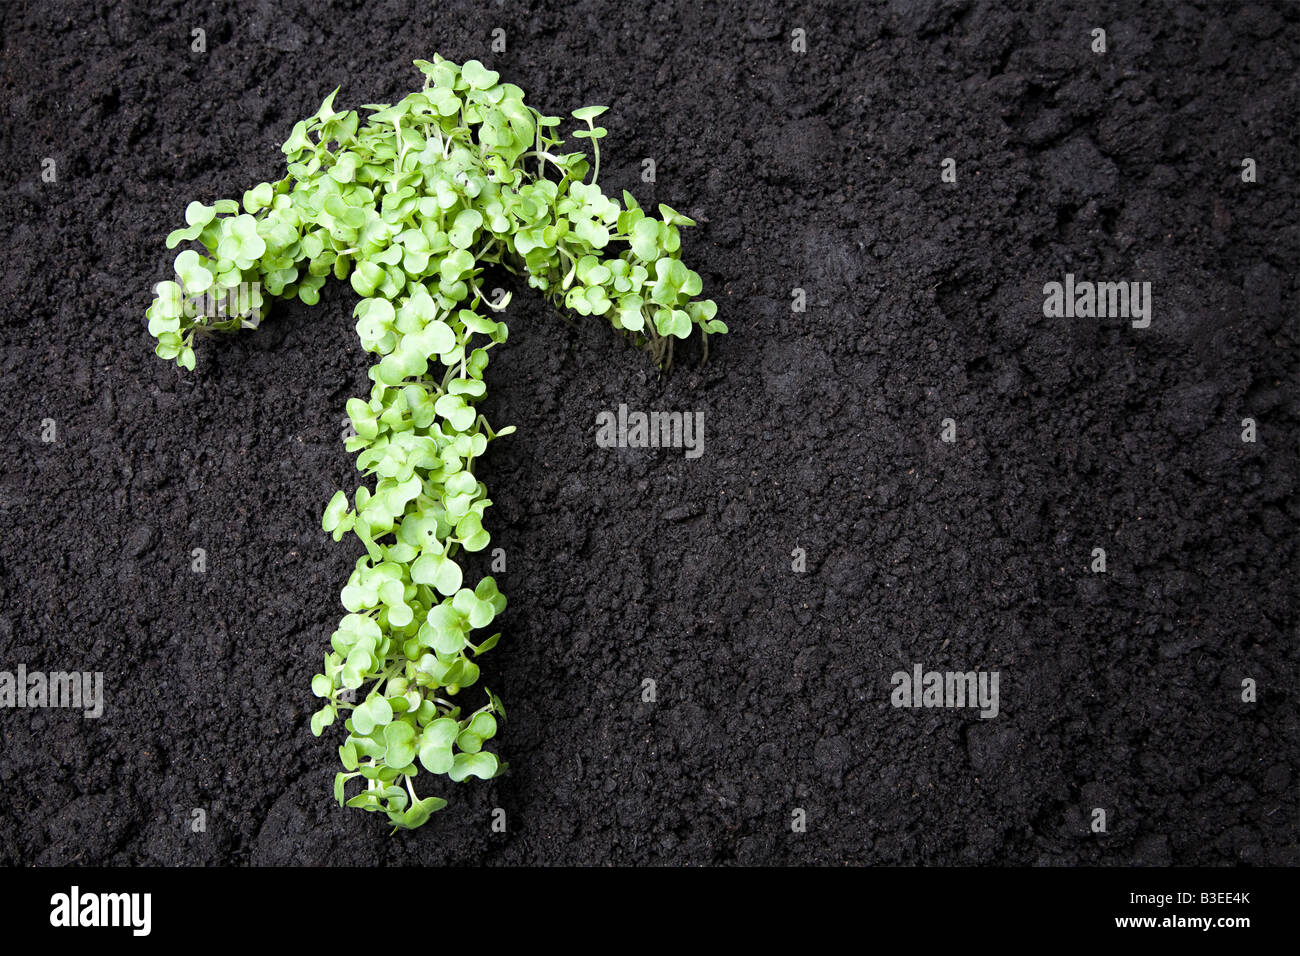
top-left (0, 0), bottom-right (1296, 866)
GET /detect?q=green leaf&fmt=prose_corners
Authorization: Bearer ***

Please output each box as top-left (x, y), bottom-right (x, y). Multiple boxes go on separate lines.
top-left (411, 551), bottom-right (463, 597)
top-left (401, 795), bottom-right (448, 828)
top-left (470, 632), bottom-right (500, 656)
top-left (447, 209), bottom-right (483, 250)
top-left (243, 182), bottom-right (274, 212)
top-left (418, 717), bottom-right (459, 773)
top-left (657, 203), bottom-right (696, 227)
top-left (322, 490), bottom-right (351, 532)
top-left (452, 587), bottom-right (496, 629)
top-left (616, 295), bottom-right (646, 331)
top-left (460, 59), bottom-right (500, 90)
top-left (416, 320), bottom-right (456, 357)
top-left (434, 393), bottom-right (477, 432)
top-left (353, 694), bottom-right (394, 736)
top-left (630, 219), bottom-right (660, 260)
top-left (352, 261), bottom-right (386, 298)
top-left (351, 704), bottom-right (376, 736)
top-left (469, 712), bottom-right (498, 739)
top-left (440, 247), bottom-right (475, 282)
top-left (339, 741), bottom-right (359, 771)
top-left (383, 720), bottom-right (417, 768)
top-left (456, 512), bottom-right (490, 551)
top-left (426, 86), bottom-right (461, 116)
top-left (173, 249), bottom-right (213, 294)
top-left (448, 751), bottom-right (499, 782)
top-left (310, 705), bottom-right (335, 736)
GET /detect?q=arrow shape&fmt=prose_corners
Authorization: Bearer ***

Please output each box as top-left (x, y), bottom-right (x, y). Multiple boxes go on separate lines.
top-left (146, 56), bottom-right (723, 829)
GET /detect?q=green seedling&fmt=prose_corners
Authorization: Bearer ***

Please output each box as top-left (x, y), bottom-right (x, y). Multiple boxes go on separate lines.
top-left (147, 56), bottom-right (724, 830)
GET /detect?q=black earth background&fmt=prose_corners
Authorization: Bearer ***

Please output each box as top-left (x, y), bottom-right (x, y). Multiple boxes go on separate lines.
top-left (0, 0), bottom-right (1296, 866)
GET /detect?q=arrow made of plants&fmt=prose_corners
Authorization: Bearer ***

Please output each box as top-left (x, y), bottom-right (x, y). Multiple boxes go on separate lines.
top-left (146, 56), bottom-right (723, 830)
